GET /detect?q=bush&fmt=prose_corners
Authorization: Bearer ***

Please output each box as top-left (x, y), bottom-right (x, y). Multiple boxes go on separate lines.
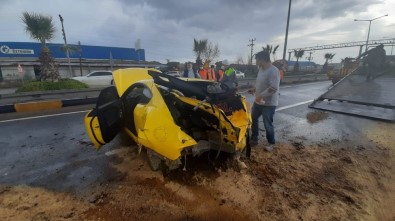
top-left (16, 79), bottom-right (88, 93)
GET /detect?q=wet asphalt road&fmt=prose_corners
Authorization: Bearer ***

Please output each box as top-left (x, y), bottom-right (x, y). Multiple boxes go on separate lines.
top-left (1, 80), bottom-right (391, 194)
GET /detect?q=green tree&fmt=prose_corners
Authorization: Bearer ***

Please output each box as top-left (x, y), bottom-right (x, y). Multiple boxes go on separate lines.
top-left (262, 44), bottom-right (279, 60)
top-left (22, 12), bottom-right (59, 81)
top-left (293, 49), bottom-right (305, 72)
top-left (324, 53), bottom-right (335, 67)
top-left (193, 38), bottom-right (208, 66)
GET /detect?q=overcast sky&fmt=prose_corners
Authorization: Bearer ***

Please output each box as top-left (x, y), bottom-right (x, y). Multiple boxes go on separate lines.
top-left (0, 0), bottom-right (394, 64)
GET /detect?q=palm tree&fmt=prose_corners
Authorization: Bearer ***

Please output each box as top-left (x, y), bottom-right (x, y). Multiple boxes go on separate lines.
top-left (193, 39), bottom-right (208, 66)
top-left (272, 45), bottom-right (279, 60)
top-left (22, 12), bottom-right (58, 81)
top-left (324, 53), bottom-right (335, 66)
top-left (293, 49), bottom-right (305, 72)
top-left (22, 12), bottom-right (56, 46)
top-left (262, 44), bottom-right (279, 60)
top-left (263, 44), bottom-right (273, 54)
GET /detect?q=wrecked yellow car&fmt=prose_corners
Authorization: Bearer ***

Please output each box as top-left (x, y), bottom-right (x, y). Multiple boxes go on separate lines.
top-left (84, 68), bottom-right (251, 171)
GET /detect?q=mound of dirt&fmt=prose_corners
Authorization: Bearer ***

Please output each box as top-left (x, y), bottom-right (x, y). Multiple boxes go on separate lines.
top-left (1, 139), bottom-right (394, 221)
top-left (306, 111), bottom-right (329, 124)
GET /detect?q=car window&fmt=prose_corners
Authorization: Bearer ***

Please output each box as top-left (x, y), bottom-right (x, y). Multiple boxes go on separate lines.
top-left (89, 72), bottom-right (100, 77)
top-left (125, 84), bottom-right (152, 105)
top-left (89, 72), bottom-right (112, 77)
top-left (99, 72), bottom-right (112, 76)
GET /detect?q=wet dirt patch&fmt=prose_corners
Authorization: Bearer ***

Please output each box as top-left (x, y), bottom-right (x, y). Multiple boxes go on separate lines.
top-left (1, 138), bottom-right (394, 221)
top-left (306, 111), bottom-right (329, 123)
top-left (0, 185), bottom-right (89, 221)
top-left (163, 151), bottom-right (232, 186)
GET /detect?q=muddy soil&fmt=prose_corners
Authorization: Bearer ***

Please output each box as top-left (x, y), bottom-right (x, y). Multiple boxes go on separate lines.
top-left (1, 138), bottom-right (394, 221)
top-left (306, 111), bottom-right (329, 124)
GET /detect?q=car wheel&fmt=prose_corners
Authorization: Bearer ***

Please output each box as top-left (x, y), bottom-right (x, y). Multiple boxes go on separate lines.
top-left (147, 149), bottom-right (163, 171)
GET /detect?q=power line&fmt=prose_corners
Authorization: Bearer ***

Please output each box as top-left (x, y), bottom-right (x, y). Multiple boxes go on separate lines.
top-left (248, 38), bottom-right (256, 64)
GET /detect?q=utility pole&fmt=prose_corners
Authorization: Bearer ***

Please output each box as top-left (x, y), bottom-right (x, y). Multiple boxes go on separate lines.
top-left (282, 0), bottom-right (292, 62)
top-left (59, 14), bottom-right (73, 77)
top-left (248, 38), bottom-right (256, 65)
top-left (78, 41), bottom-right (83, 76)
top-left (354, 14), bottom-right (388, 52)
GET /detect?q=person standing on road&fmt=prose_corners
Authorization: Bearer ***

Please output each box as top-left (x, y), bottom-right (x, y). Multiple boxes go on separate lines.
top-left (183, 62), bottom-right (200, 78)
top-left (207, 64), bottom-right (216, 81)
top-left (358, 44), bottom-right (386, 81)
top-left (215, 62), bottom-right (224, 82)
top-left (198, 65), bottom-right (207, 79)
top-left (220, 59), bottom-right (238, 90)
top-left (248, 50), bottom-right (280, 151)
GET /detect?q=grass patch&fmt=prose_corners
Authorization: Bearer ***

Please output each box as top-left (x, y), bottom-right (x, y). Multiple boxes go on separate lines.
top-left (16, 79), bottom-right (88, 93)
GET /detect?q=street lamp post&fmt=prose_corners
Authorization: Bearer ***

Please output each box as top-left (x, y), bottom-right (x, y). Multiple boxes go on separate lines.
top-left (354, 14), bottom-right (388, 52)
top-left (59, 14), bottom-right (73, 77)
top-left (282, 0), bottom-right (292, 63)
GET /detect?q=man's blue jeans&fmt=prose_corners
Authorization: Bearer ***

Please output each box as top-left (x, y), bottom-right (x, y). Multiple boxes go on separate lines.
top-left (251, 103), bottom-right (276, 144)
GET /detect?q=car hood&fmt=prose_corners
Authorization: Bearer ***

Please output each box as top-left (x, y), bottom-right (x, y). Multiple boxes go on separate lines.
top-left (113, 68), bottom-right (160, 96)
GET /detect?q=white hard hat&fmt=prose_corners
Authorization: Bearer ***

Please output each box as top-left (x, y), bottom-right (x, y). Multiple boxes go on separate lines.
top-left (222, 59), bottom-right (230, 65)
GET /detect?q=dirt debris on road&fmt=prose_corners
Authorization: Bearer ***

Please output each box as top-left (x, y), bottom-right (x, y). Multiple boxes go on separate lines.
top-left (1, 137), bottom-right (394, 221)
top-left (306, 111), bottom-right (329, 124)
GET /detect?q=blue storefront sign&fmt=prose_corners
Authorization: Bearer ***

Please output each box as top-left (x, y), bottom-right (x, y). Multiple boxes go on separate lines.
top-left (0, 42), bottom-right (145, 61)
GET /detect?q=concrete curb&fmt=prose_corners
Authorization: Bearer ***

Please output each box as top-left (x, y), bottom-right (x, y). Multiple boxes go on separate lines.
top-left (14, 100), bottom-right (63, 112)
top-left (0, 97), bottom-right (97, 114)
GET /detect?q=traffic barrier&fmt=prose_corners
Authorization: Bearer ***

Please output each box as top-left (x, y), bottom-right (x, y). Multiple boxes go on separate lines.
top-left (14, 100), bottom-right (62, 112)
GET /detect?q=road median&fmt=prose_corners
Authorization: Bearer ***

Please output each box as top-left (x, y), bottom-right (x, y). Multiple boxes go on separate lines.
top-left (0, 74), bottom-right (328, 113)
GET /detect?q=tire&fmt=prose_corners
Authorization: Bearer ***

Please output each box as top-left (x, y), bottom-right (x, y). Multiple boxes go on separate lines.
top-left (147, 149), bottom-right (162, 171)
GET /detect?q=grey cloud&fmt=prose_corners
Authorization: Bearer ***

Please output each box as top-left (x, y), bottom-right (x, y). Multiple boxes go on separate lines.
top-left (292, 0), bottom-right (383, 19)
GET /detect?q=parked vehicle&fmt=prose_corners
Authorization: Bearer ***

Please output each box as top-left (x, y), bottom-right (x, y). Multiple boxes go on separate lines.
top-left (235, 70), bottom-right (245, 79)
top-left (72, 71), bottom-right (113, 86)
top-left (164, 71), bottom-right (181, 77)
top-left (84, 68), bottom-right (251, 171)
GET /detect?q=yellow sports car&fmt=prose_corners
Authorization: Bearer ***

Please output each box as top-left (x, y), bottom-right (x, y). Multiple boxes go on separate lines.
top-left (84, 68), bottom-right (251, 171)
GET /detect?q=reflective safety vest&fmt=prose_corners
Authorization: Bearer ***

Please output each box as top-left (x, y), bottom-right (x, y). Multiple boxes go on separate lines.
top-left (207, 69), bottom-right (216, 81)
top-left (222, 67), bottom-right (236, 82)
top-left (217, 70), bottom-right (224, 81)
top-left (224, 67), bottom-right (236, 77)
top-left (198, 69), bottom-right (207, 79)
top-left (279, 69), bottom-right (284, 81)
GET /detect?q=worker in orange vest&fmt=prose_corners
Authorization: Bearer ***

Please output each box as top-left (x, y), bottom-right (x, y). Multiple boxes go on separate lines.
top-left (198, 65), bottom-right (207, 79)
top-left (215, 63), bottom-right (224, 82)
top-left (207, 65), bottom-right (216, 81)
top-left (273, 60), bottom-right (286, 84)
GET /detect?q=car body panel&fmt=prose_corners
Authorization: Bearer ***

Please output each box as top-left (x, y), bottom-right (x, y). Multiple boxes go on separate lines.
top-left (112, 68), bottom-right (159, 96)
top-left (126, 81), bottom-right (197, 160)
top-left (84, 68), bottom-right (251, 167)
top-left (84, 73), bottom-right (197, 160)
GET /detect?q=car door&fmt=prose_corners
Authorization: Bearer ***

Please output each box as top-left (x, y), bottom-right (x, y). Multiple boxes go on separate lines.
top-left (84, 86), bottom-right (123, 149)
